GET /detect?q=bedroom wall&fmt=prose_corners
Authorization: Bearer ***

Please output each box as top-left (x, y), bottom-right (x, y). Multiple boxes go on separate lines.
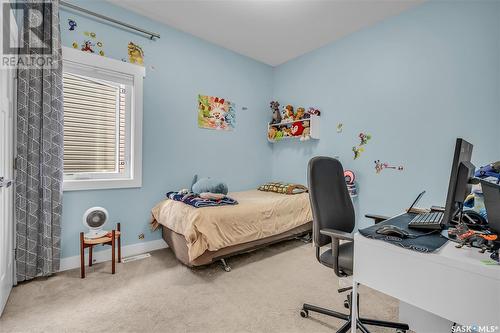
top-left (271, 1), bottom-right (500, 229)
top-left (59, 1), bottom-right (273, 258)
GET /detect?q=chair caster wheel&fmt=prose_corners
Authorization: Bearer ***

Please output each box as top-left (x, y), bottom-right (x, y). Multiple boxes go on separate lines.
top-left (223, 266), bottom-right (231, 272)
top-left (344, 300), bottom-right (349, 309)
top-left (300, 309), bottom-right (309, 318)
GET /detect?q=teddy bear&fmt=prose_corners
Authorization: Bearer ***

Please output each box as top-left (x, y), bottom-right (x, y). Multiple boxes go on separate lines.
top-left (295, 107), bottom-right (305, 120)
top-left (282, 105), bottom-right (294, 121)
top-left (300, 121), bottom-right (311, 141)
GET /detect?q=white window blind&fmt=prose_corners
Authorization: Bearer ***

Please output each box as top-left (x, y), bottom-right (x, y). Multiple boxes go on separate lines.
top-left (62, 72), bottom-right (126, 175)
top-left (62, 46), bottom-right (144, 191)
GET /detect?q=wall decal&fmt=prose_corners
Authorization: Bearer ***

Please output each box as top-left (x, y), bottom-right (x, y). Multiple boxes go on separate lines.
top-left (336, 123), bottom-right (343, 133)
top-left (68, 19), bottom-right (77, 31)
top-left (198, 95), bottom-right (236, 131)
top-left (352, 146), bottom-right (365, 159)
top-left (81, 40), bottom-right (95, 53)
top-left (72, 41), bottom-right (78, 49)
top-left (374, 160), bottom-right (404, 174)
top-left (128, 42), bottom-right (144, 65)
top-left (358, 132), bottom-right (371, 146)
top-left (352, 132), bottom-right (371, 159)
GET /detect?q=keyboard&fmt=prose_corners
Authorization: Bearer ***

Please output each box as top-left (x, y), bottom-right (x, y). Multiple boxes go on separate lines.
top-left (408, 211), bottom-right (444, 230)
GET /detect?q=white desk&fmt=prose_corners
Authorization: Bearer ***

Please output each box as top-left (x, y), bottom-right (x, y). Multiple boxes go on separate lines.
top-left (352, 231), bottom-right (500, 333)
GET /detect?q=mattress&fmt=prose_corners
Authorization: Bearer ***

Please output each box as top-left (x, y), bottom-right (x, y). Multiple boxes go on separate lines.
top-left (151, 189), bottom-right (312, 262)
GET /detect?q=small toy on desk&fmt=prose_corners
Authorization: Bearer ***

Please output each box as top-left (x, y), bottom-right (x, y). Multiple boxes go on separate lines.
top-left (448, 221), bottom-right (499, 262)
top-left (475, 161), bottom-right (500, 184)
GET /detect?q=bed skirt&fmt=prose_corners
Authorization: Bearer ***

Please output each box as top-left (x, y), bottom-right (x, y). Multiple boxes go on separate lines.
top-left (162, 221), bottom-right (312, 267)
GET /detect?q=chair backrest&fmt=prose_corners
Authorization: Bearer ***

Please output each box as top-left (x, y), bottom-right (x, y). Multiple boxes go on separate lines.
top-left (307, 156), bottom-right (355, 247)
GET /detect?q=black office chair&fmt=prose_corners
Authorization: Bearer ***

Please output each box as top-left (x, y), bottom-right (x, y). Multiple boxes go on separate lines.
top-left (300, 156), bottom-right (409, 333)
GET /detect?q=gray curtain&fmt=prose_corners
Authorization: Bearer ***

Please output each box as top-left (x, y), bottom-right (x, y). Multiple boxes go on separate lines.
top-left (15, 0), bottom-right (64, 282)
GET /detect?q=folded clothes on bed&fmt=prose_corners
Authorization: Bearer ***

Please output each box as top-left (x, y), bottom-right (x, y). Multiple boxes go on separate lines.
top-left (166, 191), bottom-right (238, 208)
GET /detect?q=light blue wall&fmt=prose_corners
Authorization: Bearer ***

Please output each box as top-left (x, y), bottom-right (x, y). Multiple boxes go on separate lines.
top-left (59, 0), bottom-right (500, 258)
top-left (59, 1), bottom-right (273, 258)
top-left (271, 1), bottom-right (500, 229)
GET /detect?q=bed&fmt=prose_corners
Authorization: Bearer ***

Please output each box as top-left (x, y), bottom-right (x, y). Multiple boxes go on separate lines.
top-left (151, 189), bottom-right (312, 268)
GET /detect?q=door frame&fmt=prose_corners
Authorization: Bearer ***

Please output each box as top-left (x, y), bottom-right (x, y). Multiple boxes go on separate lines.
top-left (0, 1), bottom-right (18, 316)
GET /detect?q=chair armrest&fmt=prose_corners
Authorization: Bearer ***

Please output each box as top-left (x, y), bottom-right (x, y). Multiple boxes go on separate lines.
top-left (319, 228), bottom-right (353, 277)
top-left (365, 214), bottom-right (389, 224)
top-left (320, 228), bottom-right (353, 241)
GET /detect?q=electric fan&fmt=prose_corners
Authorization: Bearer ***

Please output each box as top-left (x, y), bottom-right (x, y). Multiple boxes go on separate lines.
top-left (83, 207), bottom-right (109, 239)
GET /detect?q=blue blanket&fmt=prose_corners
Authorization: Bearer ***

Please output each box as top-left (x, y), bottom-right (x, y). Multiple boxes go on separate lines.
top-left (166, 191), bottom-right (238, 208)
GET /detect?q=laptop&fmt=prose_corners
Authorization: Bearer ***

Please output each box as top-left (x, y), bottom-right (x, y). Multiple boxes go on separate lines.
top-left (481, 180), bottom-right (500, 234)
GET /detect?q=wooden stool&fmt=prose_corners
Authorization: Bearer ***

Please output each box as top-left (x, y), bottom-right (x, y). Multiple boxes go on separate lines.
top-left (80, 223), bottom-right (121, 278)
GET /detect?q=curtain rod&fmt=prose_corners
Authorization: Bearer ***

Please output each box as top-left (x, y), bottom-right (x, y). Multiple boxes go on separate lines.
top-left (60, 1), bottom-right (161, 40)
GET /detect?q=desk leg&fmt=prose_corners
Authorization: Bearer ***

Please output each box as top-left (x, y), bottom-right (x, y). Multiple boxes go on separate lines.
top-left (351, 281), bottom-right (358, 333)
top-left (111, 230), bottom-right (116, 274)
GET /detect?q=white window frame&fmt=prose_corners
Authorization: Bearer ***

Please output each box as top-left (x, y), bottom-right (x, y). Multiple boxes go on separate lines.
top-left (62, 46), bottom-right (145, 191)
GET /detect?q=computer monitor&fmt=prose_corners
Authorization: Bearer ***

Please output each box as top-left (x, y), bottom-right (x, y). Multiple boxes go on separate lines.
top-left (442, 138), bottom-right (474, 225)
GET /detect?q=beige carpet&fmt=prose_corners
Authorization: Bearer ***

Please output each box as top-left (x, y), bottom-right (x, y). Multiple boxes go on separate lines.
top-left (0, 240), bottom-right (402, 333)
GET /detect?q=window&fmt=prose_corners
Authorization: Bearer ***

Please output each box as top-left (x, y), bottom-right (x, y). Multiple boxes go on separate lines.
top-left (62, 47), bottom-right (145, 191)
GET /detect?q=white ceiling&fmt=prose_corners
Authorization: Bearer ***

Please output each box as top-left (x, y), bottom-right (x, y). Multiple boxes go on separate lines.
top-left (107, 0), bottom-right (423, 66)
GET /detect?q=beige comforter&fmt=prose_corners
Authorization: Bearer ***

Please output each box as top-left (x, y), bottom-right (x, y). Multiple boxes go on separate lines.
top-left (151, 190), bottom-right (312, 262)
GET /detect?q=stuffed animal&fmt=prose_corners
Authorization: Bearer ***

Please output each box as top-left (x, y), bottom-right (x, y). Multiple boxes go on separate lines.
top-left (300, 121), bottom-right (311, 141)
top-left (275, 130), bottom-right (284, 141)
top-left (282, 127), bottom-right (292, 137)
top-left (475, 161), bottom-right (500, 183)
top-left (268, 127), bottom-right (277, 140)
top-left (464, 184), bottom-right (487, 220)
top-left (290, 121), bottom-right (304, 136)
top-left (282, 105), bottom-right (294, 121)
top-left (295, 107), bottom-right (305, 120)
top-left (192, 177), bottom-right (228, 195)
top-left (307, 107), bottom-right (321, 117)
top-left (270, 101), bottom-right (281, 124)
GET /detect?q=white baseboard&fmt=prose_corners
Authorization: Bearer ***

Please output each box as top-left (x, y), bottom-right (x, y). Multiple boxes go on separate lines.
top-left (59, 239), bottom-right (168, 272)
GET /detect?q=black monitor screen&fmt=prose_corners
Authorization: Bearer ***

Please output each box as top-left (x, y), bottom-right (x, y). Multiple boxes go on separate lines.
top-left (443, 138), bottom-right (473, 225)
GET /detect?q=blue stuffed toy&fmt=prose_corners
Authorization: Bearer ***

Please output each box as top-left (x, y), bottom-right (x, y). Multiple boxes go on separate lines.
top-left (475, 161), bottom-right (500, 184)
top-left (191, 175), bottom-right (228, 195)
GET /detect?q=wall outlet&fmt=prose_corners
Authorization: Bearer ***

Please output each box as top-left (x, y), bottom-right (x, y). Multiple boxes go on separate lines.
top-left (138, 233), bottom-right (145, 240)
